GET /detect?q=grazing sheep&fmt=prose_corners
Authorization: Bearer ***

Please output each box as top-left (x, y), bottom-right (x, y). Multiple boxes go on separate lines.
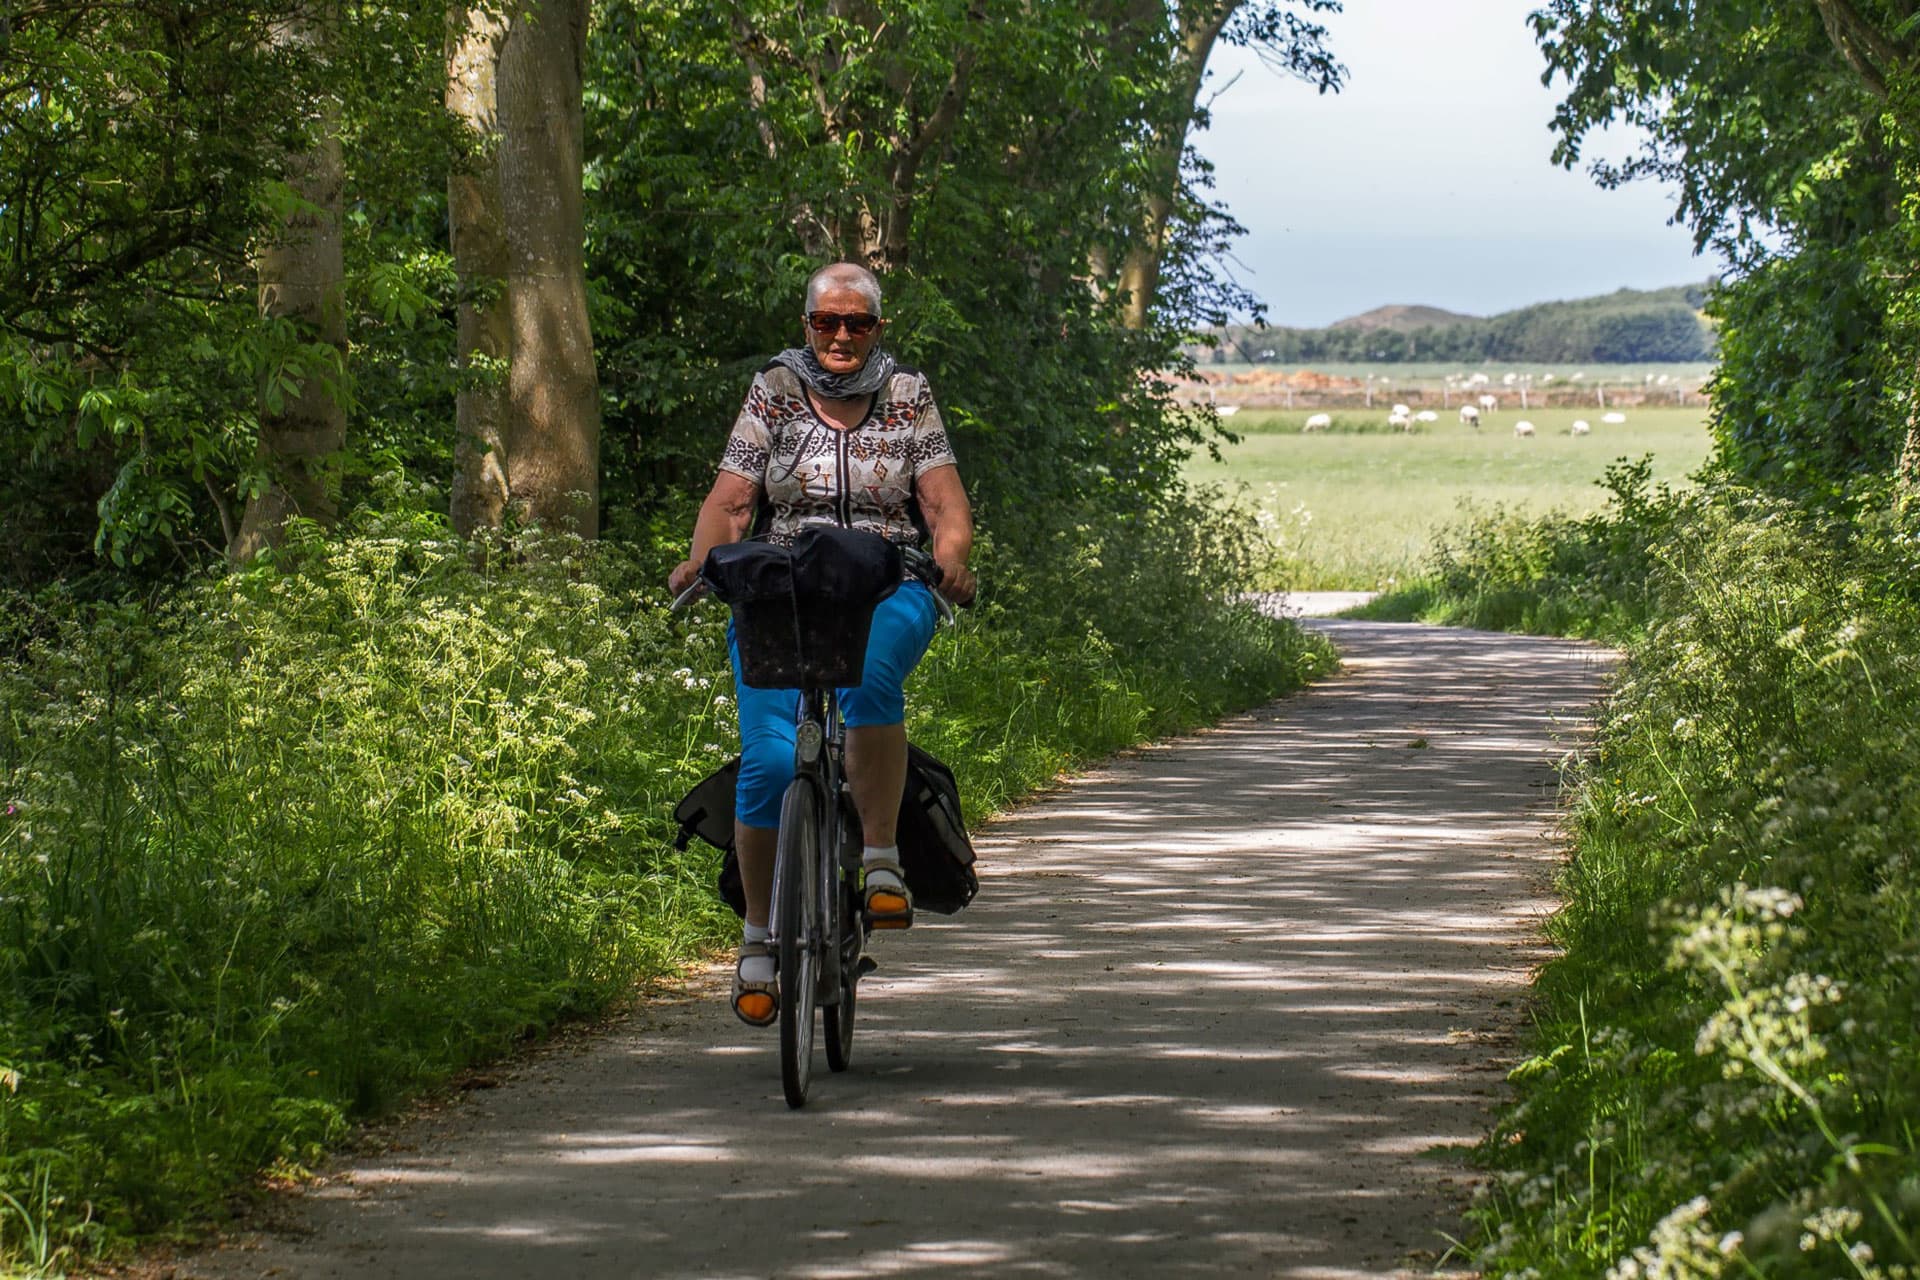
top-left (1391, 403), bottom-right (1412, 418)
top-left (1217, 404), bottom-right (1240, 417)
top-left (1303, 412), bottom-right (1332, 432)
top-left (1478, 393), bottom-right (1498, 413)
top-left (1459, 404), bottom-right (1481, 427)
top-left (1388, 411), bottom-right (1414, 432)
top-left (1601, 412), bottom-right (1627, 424)
top-left (1415, 410), bottom-right (1439, 423)
top-left (1571, 419), bottom-right (1591, 436)
top-left (1514, 420), bottom-right (1536, 438)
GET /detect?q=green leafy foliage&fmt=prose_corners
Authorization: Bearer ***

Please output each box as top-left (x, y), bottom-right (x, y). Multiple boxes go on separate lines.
top-left (1527, 0), bottom-right (1920, 497)
top-left (1706, 238), bottom-right (1905, 493)
top-left (1354, 456), bottom-right (1685, 642)
top-left (0, 1), bottom-right (457, 581)
top-left (1467, 491), bottom-right (1920, 1278)
top-left (581, 0), bottom-right (1296, 531)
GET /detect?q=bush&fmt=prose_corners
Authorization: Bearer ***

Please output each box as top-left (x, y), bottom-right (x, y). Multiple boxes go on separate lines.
top-left (1469, 491), bottom-right (1920, 1278)
top-left (0, 484), bottom-right (1329, 1268)
top-left (1355, 456), bottom-right (1686, 643)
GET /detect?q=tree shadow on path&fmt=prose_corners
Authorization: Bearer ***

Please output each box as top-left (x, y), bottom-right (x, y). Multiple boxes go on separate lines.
top-left (193, 620), bottom-right (1615, 1280)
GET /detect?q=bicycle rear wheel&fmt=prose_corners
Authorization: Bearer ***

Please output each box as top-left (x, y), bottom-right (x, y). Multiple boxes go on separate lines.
top-left (775, 777), bottom-right (821, 1109)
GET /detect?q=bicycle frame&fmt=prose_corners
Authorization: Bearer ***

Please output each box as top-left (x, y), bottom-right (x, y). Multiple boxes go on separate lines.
top-left (769, 685), bottom-right (856, 1006)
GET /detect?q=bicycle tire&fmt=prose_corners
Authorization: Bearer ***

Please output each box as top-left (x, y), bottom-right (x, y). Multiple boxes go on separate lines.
top-left (775, 777), bottom-right (821, 1109)
top-left (824, 868), bottom-right (859, 1072)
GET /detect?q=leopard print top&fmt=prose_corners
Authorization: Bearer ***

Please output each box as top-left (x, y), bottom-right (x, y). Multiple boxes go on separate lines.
top-left (718, 362), bottom-right (959, 547)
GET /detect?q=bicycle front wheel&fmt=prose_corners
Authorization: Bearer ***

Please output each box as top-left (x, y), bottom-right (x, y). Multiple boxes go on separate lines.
top-left (824, 856), bottom-right (860, 1073)
top-left (775, 777), bottom-right (822, 1109)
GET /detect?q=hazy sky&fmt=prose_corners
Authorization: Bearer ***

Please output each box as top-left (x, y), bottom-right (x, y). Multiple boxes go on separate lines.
top-left (1193, 0), bottom-right (1718, 327)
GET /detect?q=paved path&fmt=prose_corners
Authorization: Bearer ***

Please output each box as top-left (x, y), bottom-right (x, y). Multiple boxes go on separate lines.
top-left (191, 620), bottom-right (1613, 1280)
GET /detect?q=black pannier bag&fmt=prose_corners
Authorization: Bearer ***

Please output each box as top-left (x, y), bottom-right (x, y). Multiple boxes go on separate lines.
top-left (701, 526), bottom-right (903, 690)
top-left (672, 743), bottom-right (979, 917)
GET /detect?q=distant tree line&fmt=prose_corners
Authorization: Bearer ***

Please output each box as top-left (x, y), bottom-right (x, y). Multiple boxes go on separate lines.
top-left (1207, 285), bottom-right (1717, 364)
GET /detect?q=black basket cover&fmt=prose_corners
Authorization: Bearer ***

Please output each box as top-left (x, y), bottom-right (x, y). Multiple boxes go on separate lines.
top-left (702, 527), bottom-right (903, 689)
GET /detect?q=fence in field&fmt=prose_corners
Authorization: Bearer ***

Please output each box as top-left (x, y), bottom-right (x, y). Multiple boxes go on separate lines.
top-left (1170, 368), bottom-right (1710, 412)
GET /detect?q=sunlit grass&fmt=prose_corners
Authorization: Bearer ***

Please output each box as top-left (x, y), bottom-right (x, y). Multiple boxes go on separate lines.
top-left (1185, 406), bottom-right (1716, 589)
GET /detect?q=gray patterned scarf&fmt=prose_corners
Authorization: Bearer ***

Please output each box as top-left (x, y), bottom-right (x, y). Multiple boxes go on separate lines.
top-left (770, 345), bottom-right (897, 400)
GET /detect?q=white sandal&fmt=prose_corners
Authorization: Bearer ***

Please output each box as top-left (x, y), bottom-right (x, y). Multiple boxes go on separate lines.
top-left (731, 940), bottom-right (777, 1026)
top-left (863, 860), bottom-right (914, 930)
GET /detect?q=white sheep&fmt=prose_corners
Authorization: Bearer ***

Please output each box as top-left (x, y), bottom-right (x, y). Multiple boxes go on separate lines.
top-left (1388, 411), bottom-right (1414, 431)
top-left (1601, 411), bottom-right (1627, 424)
top-left (1459, 405), bottom-right (1481, 427)
top-left (1478, 393), bottom-right (1498, 413)
top-left (1303, 412), bottom-right (1332, 432)
top-left (1391, 403), bottom-right (1412, 418)
top-left (1514, 420), bottom-right (1536, 438)
top-left (1415, 409), bottom-right (1439, 423)
top-left (1570, 419), bottom-right (1591, 436)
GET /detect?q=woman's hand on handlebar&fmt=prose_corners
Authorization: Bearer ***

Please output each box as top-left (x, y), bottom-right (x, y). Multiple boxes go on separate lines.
top-left (667, 558), bottom-right (701, 598)
top-left (937, 558), bottom-right (976, 606)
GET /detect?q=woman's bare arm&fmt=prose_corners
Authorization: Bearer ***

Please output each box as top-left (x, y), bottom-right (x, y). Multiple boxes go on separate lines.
top-left (915, 463), bottom-right (975, 604)
top-left (668, 471), bottom-right (762, 594)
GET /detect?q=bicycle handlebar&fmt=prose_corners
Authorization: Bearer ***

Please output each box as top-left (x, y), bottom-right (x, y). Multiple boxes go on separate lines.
top-left (899, 546), bottom-right (957, 626)
top-left (675, 545), bottom-right (958, 621)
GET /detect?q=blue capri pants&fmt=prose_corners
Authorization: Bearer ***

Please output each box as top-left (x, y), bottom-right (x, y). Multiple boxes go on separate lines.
top-left (730, 579), bottom-right (939, 830)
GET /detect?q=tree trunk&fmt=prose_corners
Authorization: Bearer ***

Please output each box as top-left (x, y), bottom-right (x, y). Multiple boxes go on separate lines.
top-left (1118, 1), bottom-right (1238, 331)
top-left (447, 2), bottom-right (512, 536)
top-left (497, 0), bottom-right (600, 538)
top-left (230, 10), bottom-right (346, 562)
top-left (1899, 370), bottom-right (1920, 517)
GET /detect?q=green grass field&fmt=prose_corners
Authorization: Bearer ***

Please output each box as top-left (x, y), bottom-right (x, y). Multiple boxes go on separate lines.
top-left (1186, 406), bottom-right (1716, 589)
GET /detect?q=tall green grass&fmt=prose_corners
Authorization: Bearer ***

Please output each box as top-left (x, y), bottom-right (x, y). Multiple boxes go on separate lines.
top-left (1350, 456), bottom-right (1681, 642)
top-left (1415, 485), bottom-right (1920, 1276)
top-left (0, 486), bottom-right (1330, 1270)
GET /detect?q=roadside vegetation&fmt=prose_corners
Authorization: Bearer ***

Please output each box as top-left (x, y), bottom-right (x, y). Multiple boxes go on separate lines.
top-left (1400, 479), bottom-right (1920, 1279)
top-left (1361, 3), bottom-right (1920, 1273)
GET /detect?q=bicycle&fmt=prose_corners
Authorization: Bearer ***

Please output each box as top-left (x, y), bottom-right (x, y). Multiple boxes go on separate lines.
top-left (675, 532), bottom-right (950, 1108)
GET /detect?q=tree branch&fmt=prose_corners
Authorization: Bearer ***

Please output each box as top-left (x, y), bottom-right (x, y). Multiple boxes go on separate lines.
top-left (875, 0), bottom-right (984, 271)
top-left (1811, 0), bottom-right (1907, 99)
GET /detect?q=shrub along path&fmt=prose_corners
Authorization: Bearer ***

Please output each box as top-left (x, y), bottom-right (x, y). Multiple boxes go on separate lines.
top-left (186, 619), bottom-right (1611, 1279)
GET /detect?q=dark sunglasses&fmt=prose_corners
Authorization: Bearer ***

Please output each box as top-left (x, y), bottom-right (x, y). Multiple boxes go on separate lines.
top-left (804, 311), bottom-right (881, 337)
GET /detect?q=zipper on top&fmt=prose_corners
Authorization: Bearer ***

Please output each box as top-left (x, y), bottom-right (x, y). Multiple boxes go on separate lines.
top-left (835, 428), bottom-right (851, 528)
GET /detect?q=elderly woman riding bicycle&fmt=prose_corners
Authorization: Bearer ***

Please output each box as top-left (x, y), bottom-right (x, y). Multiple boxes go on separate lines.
top-left (667, 262), bottom-right (977, 1026)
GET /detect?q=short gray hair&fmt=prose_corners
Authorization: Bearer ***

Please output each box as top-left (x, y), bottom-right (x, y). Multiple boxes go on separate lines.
top-left (805, 262), bottom-right (884, 317)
